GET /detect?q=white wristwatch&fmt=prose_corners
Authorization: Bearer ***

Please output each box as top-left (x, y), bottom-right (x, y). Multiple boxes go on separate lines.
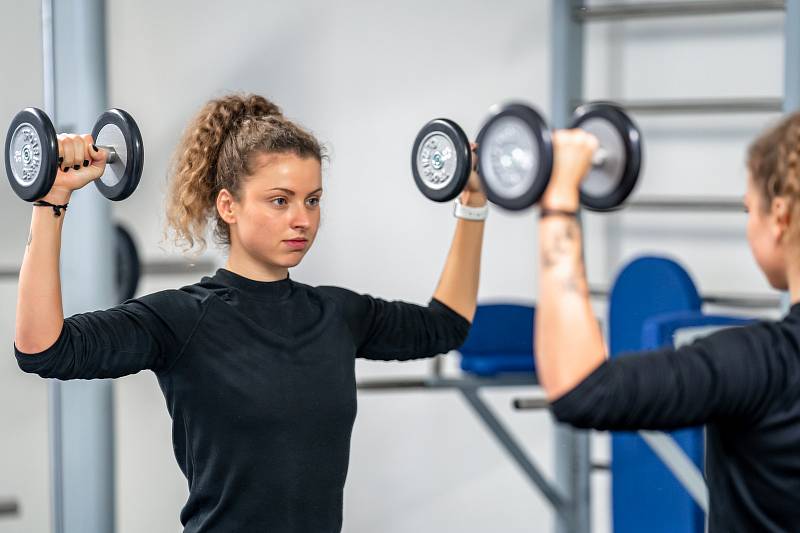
top-left (453, 197), bottom-right (489, 221)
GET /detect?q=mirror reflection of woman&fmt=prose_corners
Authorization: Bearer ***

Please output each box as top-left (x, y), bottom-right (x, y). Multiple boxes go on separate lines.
top-left (536, 113), bottom-right (800, 532)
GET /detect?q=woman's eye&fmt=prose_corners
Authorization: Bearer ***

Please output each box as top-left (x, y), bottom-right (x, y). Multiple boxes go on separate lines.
top-left (307, 197), bottom-right (320, 207)
top-left (272, 197), bottom-right (287, 207)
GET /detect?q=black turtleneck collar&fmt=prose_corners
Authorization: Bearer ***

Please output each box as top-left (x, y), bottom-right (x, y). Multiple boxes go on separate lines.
top-left (210, 268), bottom-right (294, 300)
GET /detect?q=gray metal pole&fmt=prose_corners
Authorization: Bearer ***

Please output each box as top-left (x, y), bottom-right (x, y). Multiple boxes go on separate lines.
top-left (46, 1), bottom-right (116, 532)
top-left (40, 2), bottom-right (64, 532)
top-left (551, 2), bottom-right (592, 532)
top-left (781, 1), bottom-right (799, 314)
top-left (786, 0), bottom-right (800, 113)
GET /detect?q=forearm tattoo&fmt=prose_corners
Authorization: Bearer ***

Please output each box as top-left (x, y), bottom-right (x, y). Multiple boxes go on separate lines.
top-left (541, 218), bottom-right (587, 294)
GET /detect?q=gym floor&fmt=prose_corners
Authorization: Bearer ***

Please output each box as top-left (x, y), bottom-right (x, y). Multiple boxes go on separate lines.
top-left (0, 1), bottom-right (788, 532)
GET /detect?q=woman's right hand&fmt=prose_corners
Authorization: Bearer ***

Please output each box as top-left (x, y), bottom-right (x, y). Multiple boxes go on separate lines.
top-left (540, 129), bottom-right (599, 212)
top-left (40, 134), bottom-right (108, 204)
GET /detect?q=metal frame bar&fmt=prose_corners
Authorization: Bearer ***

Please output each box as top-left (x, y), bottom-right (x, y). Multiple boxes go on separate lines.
top-left (582, 97), bottom-right (783, 114)
top-left (512, 398), bottom-right (711, 511)
top-left (0, 499), bottom-right (19, 517)
top-left (623, 197), bottom-right (745, 212)
top-left (575, 0), bottom-right (784, 21)
top-left (0, 260), bottom-right (215, 280)
top-left (357, 372), bottom-right (572, 519)
top-left (638, 431), bottom-right (709, 512)
top-left (588, 285), bottom-right (781, 309)
top-left (460, 388), bottom-right (566, 511)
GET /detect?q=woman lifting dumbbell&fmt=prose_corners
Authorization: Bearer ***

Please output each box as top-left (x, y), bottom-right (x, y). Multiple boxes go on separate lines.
top-left (12, 94), bottom-right (487, 532)
top-left (535, 113), bottom-right (800, 531)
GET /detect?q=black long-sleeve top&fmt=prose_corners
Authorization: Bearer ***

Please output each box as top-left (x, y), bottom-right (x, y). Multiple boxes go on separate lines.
top-left (15, 269), bottom-right (470, 532)
top-left (552, 303), bottom-right (800, 532)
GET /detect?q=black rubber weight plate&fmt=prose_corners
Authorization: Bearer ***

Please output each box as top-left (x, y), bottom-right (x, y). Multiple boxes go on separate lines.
top-left (4, 108), bottom-right (58, 201)
top-left (411, 118), bottom-right (471, 202)
top-left (91, 109), bottom-right (144, 201)
top-left (115, 223), bottom-right (140, 304)
top-left (571, 102), bottom-right (642, 211)
top-left (476, 102), bottom-right (553, 211)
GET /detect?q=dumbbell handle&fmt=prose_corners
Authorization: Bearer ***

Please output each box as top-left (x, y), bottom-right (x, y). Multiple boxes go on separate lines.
top-left (592, 147), bottom-right (608, 167)
top-left (58, 144), bottom-right (118, 165)
top-left (97, 145), bottom-right (119, 164)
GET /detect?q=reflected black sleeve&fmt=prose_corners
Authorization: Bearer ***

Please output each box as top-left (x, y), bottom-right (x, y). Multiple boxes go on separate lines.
top-left (550, 321), bottom-right (797, 431)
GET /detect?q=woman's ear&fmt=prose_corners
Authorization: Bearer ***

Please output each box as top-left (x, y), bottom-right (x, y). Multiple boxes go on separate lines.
top-left (216, 189), bottom-right (237, 225)
top-left (771, 196), bottom-right (791, 242)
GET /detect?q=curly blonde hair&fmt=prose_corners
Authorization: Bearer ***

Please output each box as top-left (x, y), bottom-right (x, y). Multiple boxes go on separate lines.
top-left (165, 93), bottom-right (323, 252)
top-left (748, 112), bottom-right (800, 231)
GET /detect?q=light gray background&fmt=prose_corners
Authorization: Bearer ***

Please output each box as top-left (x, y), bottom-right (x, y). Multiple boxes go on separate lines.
top-left (0, 1), bottom-right (785, 531)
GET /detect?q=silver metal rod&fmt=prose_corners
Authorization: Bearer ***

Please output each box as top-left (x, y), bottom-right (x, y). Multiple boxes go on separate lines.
top-left (0, 260), bottom-right (215, 280)
top-left (575, 0), bottom-right (785, 21)
top-left (0, 499), bottom-right (19, 516)
top-left (639, 431), bottom-right (709, 512)
top-left (357, 374), bottom-right (538, 391)
top-left (512, 397), bottom-right (550, 410)
top-left (580, 97), bottom-right (783, 114)
top-left (589, 285), bottom-right (781, 309)
top-left (460, 388), bottom-right (568, 513)
top-left (357, 378), bottom-right (428, 390)
top-left (97, 145), bottom-right (117, 164)
top-left (624, 196), bottom-right (744, 212)
top-left (141, 259), bottom-right (216, 276)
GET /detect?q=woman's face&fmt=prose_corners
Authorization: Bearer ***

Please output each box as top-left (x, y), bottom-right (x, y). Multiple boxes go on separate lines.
top-left (745, 173), bottom-right (788, 290)
top-left (222, 153), bottom-right (322, 271)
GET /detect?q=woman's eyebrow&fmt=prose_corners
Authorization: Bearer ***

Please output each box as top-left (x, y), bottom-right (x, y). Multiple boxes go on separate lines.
top-left (266, 188), bottom-right (323, 196)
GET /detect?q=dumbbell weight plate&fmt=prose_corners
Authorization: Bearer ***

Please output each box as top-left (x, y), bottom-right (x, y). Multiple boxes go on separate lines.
top-left (476, 103), bottom-right (553, 211)
top-left (92, 109), bottom-right (144, 201)
top-left (411, 119), bottom-right (471, 202)
top-left (571, 102), bottom-right (642, 211)
top-left (115, 223), bottom-right (140, 304)
top-left (4, 108), bottom-right (59, 201)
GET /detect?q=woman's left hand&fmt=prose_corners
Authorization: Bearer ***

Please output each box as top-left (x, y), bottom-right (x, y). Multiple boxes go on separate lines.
top-left (461, 143), bottom-right (487, 207)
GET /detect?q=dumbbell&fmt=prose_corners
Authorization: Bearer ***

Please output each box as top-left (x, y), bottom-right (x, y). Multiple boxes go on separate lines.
top-left (475, 101), bottom-right (643, 211)
top-left (411, 119), bottom-right (473, 202)
top-left (4, 107), bottom-right (144, 202)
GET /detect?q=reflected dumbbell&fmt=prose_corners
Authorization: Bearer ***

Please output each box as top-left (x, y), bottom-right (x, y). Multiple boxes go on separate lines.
top-left (4, 107), bottom-right (144, 201)
top-left (411, 118), bottom-right (473, 202)
top-left (476, 101), bottom-right (643, 211)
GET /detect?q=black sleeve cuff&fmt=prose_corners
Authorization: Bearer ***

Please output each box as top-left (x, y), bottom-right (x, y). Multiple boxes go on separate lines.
top-left (549, 360), bottom-right (610, 428)
top-left (430, 298), bottom-right (472, 341)
top-left (14, 324), bottom-right (68, 376)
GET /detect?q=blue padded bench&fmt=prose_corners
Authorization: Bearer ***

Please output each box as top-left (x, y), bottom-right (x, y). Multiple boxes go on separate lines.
top-left (458, 303), bottom-right (535, 377)
top-left (609, 255), bottom-right (753, 533)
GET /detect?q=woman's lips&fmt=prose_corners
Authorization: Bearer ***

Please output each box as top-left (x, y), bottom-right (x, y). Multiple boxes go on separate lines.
top-left (284, 239), bottom-right (308, 250)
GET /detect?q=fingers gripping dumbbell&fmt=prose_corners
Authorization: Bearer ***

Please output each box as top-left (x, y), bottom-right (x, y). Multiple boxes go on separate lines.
top-left (4, 107), bottom-right (144, 201)
top-left (475, 101), bottom-right (643, 211)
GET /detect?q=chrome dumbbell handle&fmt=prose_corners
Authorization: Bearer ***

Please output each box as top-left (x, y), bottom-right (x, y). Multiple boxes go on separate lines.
top-left (97, 145), bottom-right (118, 164)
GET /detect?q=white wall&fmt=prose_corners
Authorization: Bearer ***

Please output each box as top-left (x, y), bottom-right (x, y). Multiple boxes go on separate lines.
top-left (0, 1), bottom-right (787, 532)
